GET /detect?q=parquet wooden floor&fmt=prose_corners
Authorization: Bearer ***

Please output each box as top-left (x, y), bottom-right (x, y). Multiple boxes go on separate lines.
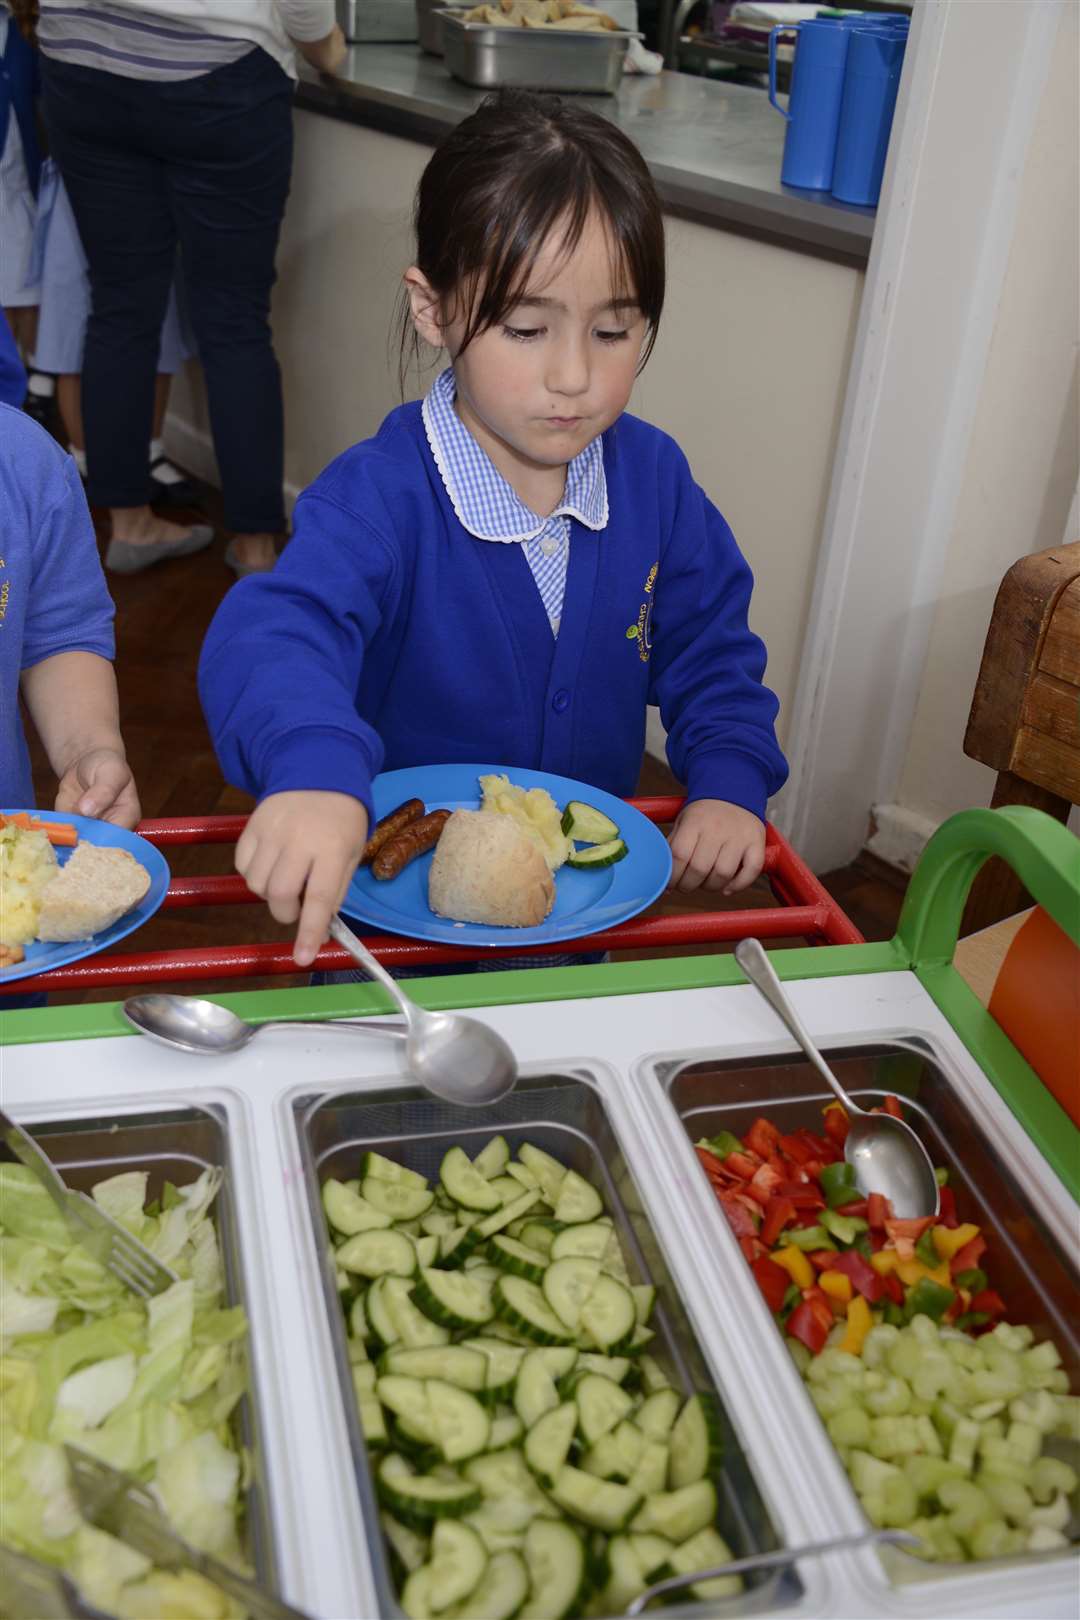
top-left (26, 467), bottom-right (905, 1004)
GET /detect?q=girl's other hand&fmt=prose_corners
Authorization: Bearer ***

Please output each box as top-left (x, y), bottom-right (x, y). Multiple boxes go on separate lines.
top-left (236, 790), bottom-right (369, 968)
top-left (55, 748), bottom-right (142, 830)
top-left (667, 799), bottom-right (766, 896)
top-left (292, 23), bottom-right (347, 75)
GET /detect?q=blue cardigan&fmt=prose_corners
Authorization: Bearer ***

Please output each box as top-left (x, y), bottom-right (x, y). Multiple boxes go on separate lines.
top-left (1, 16), bottom-right (41, 197)
top-left (199, 406), bottom-right (788, 825)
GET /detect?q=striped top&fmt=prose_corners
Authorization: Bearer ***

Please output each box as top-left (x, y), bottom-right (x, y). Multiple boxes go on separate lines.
top-left (35, 1), bottom-right (336, 80)
top-left (421, 365), bottom-right (608, 637)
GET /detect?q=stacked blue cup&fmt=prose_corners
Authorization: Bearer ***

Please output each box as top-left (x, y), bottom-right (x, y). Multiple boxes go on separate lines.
top-left (769, 12), bottom-right (909, 203)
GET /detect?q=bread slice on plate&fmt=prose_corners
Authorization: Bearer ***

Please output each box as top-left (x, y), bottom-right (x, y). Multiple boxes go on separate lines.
top-left (36, 843), bottom-right (151, 943)
top-left (429, 809), bottom-right (555, 928)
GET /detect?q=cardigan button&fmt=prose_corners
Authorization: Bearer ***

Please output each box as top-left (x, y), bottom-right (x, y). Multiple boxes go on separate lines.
top-left (552, 689), bottom-right (570, 714)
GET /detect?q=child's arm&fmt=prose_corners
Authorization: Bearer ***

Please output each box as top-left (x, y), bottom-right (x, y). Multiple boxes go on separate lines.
top-left (20, 652), bottom-right (141, 829)
top-left (235, 790), bottom-right (369, 969)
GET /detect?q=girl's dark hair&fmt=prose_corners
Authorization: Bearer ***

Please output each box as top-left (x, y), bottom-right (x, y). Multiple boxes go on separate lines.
top-left (399, 89), bottom-right (665, 389)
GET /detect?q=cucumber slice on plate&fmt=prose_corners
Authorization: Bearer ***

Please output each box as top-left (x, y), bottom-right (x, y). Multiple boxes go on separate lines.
top-left (560, 801), bottom-right (620, 844)
top-left (566, 839), bottom-right (628, 870)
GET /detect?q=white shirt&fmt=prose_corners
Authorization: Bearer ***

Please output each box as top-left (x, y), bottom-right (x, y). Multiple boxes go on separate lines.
top-left (36, 1), bottom-right (336, 80)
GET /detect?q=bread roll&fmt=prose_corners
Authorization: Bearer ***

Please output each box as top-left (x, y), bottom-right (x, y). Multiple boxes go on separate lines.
top-left (429, 810), bottom-right (555, 928)
top-left (36, 843), bottom-right (151, 942)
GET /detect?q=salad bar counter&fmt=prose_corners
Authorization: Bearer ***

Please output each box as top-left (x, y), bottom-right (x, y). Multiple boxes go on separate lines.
top-left (1, 808), bottom-right (1077, 1620)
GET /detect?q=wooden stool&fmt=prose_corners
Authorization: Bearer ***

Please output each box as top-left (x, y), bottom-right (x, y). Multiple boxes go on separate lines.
top-left (962, 540), bottom-right (1080, 933)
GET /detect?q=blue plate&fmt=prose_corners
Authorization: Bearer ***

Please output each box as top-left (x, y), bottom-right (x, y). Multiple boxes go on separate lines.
top-left (1, 810), bottom-right (170, 985)
top-left (342, 764), bottom-right (672, 949)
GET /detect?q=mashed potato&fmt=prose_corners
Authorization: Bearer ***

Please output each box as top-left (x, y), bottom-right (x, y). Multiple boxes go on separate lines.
top-left (478, 774), bottom-right (570, 871)
top-left (0, 824), bottom-right (59, 945)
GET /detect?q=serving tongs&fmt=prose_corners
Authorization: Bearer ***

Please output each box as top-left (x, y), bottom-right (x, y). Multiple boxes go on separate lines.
top-left (622, 1528), bottom-right (921, 1614)
top-left (0, 1541), bottom-right (115, 1620)
top-left (0, 1108), bottom-right (177, 1299)
top-left (65, 1448), bottom-right (314, 1620)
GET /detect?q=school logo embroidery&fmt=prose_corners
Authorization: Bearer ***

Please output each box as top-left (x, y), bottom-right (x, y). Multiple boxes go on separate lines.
top-left (625, 562), bottom-right (658, 662)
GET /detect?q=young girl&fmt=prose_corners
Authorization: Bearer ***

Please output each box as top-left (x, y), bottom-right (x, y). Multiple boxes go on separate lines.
top-left (199, 90), bottom-right (788, 967)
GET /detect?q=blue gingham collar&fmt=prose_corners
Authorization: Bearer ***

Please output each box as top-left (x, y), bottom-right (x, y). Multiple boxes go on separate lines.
top-left (421, 366), bottom-right (608, 543)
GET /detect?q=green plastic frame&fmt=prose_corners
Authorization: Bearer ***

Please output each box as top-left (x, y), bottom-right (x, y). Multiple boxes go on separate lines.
top-left (3, 807), bottom-right (1076, 1197)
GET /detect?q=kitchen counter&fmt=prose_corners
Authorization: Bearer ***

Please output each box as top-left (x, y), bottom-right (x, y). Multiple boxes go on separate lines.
top-left (295, 43), bottom-right (876, 262)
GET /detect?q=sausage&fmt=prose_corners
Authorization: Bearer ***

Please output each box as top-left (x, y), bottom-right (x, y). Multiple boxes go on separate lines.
top-left (360, 797), bottom-right (425, 866)
top-left (372, 809), bottom-right (451, 881)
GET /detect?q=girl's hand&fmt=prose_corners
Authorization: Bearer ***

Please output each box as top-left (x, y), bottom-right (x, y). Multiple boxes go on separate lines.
top-left (668, 799), bottom-right (766, 895)
top-left (236, 791), bottom-right (369, 968)
top-left (55, 748), bottom-right (141, 830)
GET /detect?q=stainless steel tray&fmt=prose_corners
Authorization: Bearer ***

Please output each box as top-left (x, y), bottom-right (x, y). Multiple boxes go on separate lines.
top-left (416, 0), bottom-right (469, 53)
top-left (439, 13), bottom-right (637, 93)
top-left (338, 0), bottom-right (418, 42)
top-left (291, 1071), bottom-right (800, 1617)
top-left (17, 1104), bottom-right (282, 1603)
top-left (649, 1038), bottom-right (1080, 1581)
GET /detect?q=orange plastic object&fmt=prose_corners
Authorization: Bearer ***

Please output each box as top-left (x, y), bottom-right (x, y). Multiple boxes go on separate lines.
top-left (988, 906), bottom-right (1080, 1126)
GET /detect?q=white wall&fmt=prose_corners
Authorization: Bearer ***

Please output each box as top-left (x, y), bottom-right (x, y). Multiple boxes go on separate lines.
top-left (167, 110), bottom-right (864, 755)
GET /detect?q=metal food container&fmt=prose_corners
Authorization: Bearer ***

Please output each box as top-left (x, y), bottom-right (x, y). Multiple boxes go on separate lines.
top-left (416, 0), bottom-right (470, 53)
top-left (292, 1070), bottom-right (801, 1617)
top-left (337, 0), bottom-right (419, 42)
top-left (438, 13), bottom-right (637, 93)
top-left (16, 1104), bottom-right (282, 1598)
top-left (648, 1038), bottom-right (1080, 1582)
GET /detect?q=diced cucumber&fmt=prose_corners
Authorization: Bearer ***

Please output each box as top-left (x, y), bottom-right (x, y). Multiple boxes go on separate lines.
top-left (549, 1223), bottom-right (612, 1263)
top-left (495, 1277), bottom-right (576, 1346)
top-left (552, 1170), bottom-right (604, 1226)
top-left (384, 1277), bottom-right (452, 1349)
top-left (575, 1373), bottom-right (636, 1446)
top-left (561, 801), bottom-right (620, 845)
top-left (517, 1145), bottom-right (566, 1207)
top-left (668, 1393), bottom-right (724, 1489)
top-left (441, 1147), bottom-right (502, 1213)
top-left (566, 838), bottom-right (627, 869)
top-left (630, 1479), bottom-right (717, 1543)
top-left (378, 1464), bottom-right (482, 1522)
top-left (579, 1275), bottom-right (636, 1352)
top-left (519, 1520), bottom-right (588, 1620)
top-left (337, 1229), bottom-right (417, 1279)
top-left (323, 1177), bottom-right (393, 1235)
top-left (488, 1236), bottom-right (549, 1284)
top-left (383, 1346), bottom-right (488, 1393)
top-left (472, 1136), bottom-right (511, 1181)
top-left (414, 1268), bottom-right (495, 1331)
top-left (524, 1401), bottom-right (579, 1487)
top-left (444, 1548), bottom-right (529, 1620)
top-left (362, 1176), bottom-right (436, 1222)
top-left (548, 1465), bottom-right (641, 1532)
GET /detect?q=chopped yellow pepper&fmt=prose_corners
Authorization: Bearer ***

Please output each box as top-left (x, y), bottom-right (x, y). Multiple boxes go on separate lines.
top-left (931, 1222), bottom-right (980, 1261)
top-left (770, 1245), bottom-right (814, 1290)
top-left (839, 1294), bottom-right (873, 1356)
top-left (896, 1257), bottom-right (953, 1289)
top-left (819, 1270), bottom-right (854, 1305)
top-left (870, 1250), bottom-right (900, 1276)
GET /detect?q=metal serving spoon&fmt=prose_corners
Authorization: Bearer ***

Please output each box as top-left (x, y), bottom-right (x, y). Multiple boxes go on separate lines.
top-left (733, 938), bottom-right (940, 1220)
top-left (328, 913), bottom-right (518, 1107)
top-left (123, 993), bottom-right (408, 1057)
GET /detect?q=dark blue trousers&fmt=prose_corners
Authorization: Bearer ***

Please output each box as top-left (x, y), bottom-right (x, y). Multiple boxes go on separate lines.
top-left (41, 49), bottom-right (293, 533)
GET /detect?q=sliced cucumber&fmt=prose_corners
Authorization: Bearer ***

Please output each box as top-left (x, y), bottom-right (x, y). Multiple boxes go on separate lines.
top-left (582, 1419), bottom-right (644, 1482)
top-left (668, 1392), bottom-right (724, 1489)
top-left (437, 1225), bottom-right (486, 1270)
top-left (383, 1346), bottom-right (488, 1393)
top-left (487, 1236), bottom-right (549, 1284)
top-left (414, 1267), bottom-right (495, 1331)
top-left (384, 1277), bottom-right (452, 1350)
top-left (474, 1189), bottom-right (541, 1240)
top-left (357, 1393), bottom-right (389, 1448)
top-left (636, 1388), bottom-right (681, 1442)
top-left (362, 1152), bottom-right (429, 1191)
top-left (464, 1450), bottom-right (560, 1520)
top-left (549, 1222), bottom-right (611, 1263)
top-left (520, 1520), bottom-right (587, 1620)
top-left (579, 1274), bottom-right (636, 1352)
top-left (444, 1548), bottom-right (529, 1620)
top-left (323, 1177), bottom-right (394, 1236)
top-left (547, 1465), bottom-right (641, 1533)
top-left (421, 1209), bottom-right (461, 1238)
top-left (630, 1479), bottom-right (717, 1543)
top-left (495, 1276), bottom-right (576, 1346)
top-left (541, 1257), bottom-right (602, 1332)
top-left (366, 1275), bottom-right (402, 1348)
top-left (337, 1229), bottom-right (417, 1280)
top-left (441, 1147), bottom-right (502, 1213)
top-left (381, 1512), bottom-right (429, 1576)
top-left (514, 1350), bottom-right (566, 1429)
top-left (575, 1373), bottom-right (636, 1446)
top-left (461, 1338), bottom-right (527, 1404)
top-left (415, 1236), bottom-right (439, 1268)
top-left (488, 1410), bottom-right (524, 1451)
top-left (552, 1170), bottom-right (604, 1226)
top-left (378, 1375), bottom-right (437, 1441)
top-left (575, 1353), bottom-right (631, 1386)
top-left (427, 1378), bottom-right (492, 1463)
top-left (631, 1285), bottom-right (656, 1326)
top-left (665, 1526), bottom-right (742, 1599)
top-left (566, 839), bottom-right (628, 870)
top-left (560, 801), bottom-right (620, 845)
top-left (362, 1176), bottom-right (436, 1222)
top-left (517, 1144), bottom-right (566, 1207)
top-left (519, 1221), bottom-right (561, 1258)
top-left (524, 1401), bottom-right (579, 1488)
top-left (349, 1291), bottom-right (371, 1343)
top-left (487, 1175), bottom-right (524, 1205)
top-left (415, 1520), bottom-right (488, 1616)
top-left (627, 1439), bottom-right (669, 1498)
top-left (472, 1135), bottom-right (511, 1181)
top-left (377, 1454), bottom-right (482, 1527)
top-left (638, 1355), bottom-right (673, 1395)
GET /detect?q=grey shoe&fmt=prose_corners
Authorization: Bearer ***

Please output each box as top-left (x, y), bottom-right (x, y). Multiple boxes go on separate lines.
top-left (106, 525), bottom-right (215, 575)
top-left (224, 537), bottom-right (278, 578)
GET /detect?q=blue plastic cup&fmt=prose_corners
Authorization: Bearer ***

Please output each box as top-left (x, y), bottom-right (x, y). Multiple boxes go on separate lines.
top-left (831, 26), bottom-right (907, 207)
top-left (769, 20), bottom-right (852, 192)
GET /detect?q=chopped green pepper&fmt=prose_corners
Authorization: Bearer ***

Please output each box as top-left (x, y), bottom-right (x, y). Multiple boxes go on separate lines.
top-left (906, 1277), bottom-right (956, 1322)
top-left (915, 1228), bottom-right (941, 1269)
top-left (702, 1130), bottom-right (744, 1159)
top-left (884, 1302), bottom-right (907, 1328)
top-left (852, 1231), bottom-right (874, 1260)
top-left (819, 1162), bottom-right (860, 1208)
top-left (934, 1167), bottom-right (949, 1187)
top-left (820, 1208), bottom-right (869, 1246)
top-left (778, 1225), bottom-right (836, 1252)
top-left (953, 1311), bottom-right (991, 1331)
top-left (954, 1268), bottom-right (988, 1294)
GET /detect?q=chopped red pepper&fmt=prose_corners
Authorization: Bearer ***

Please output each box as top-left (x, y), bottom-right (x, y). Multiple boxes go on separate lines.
top-left (882, 1094), bottom-right (904, 1119)
top-left (723, 1151), bottom-right (761, 1182)
top-left (949, 1233), bottom-right (987, 1276)
top-left (833, 1199), bottom-right (869, 1219)
top-left (884, 1216), bottom-right (935, 1261)
top-left (778, 1133), bottom-right (817, 1167)
top-left (882, 1272), bottom-right (905, 1306)
top-left (823, 1106), bottom-right (850, 1147)
top-left (808, 1250), bottom-right (841, 1272)
top-left (970, 1288), bottom-right (1006, 1317)
top-left (774, 1182), bottom-right (826, 1208)
top-left (760, 1196), bottom-right (797, 1247)
top-left (867, 1192), bottom-right (892, 1230)
top-left (787, 1300), bottom-right (830, 1355)
top-left (694, 1144), bottom-right (726, 1175)
top-left (745, 1118), bottom-right (782, 1160)
top-left (937, 1185), bottom-right (959, 1229)
top-left (746, 1163), bottom-right (785, 1207)
top-left (718, 1191), bottom-right (759, 1239)
top-left (822, 1249), bottom-right (886, 1303)
top-left (739, 1234), bottom-right (768, 1264)
top-left (800, 1286), bottom-right (836, 1332)
top-left (751, 1254), bottom-right (790, 1312)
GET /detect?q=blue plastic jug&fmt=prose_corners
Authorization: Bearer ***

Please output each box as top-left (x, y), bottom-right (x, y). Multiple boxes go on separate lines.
top-left (769, 20), bottom-right (852, 192)
top-left (831, 26), bottom-right (908, 207)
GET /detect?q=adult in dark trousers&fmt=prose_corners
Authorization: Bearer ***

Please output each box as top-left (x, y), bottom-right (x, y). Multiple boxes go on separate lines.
top-left (34, 1), bottom-right (345, 576)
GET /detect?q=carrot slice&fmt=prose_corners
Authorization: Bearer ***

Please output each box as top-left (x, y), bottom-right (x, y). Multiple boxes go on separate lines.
top-left (39, 825), bottom-right (79, 846)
